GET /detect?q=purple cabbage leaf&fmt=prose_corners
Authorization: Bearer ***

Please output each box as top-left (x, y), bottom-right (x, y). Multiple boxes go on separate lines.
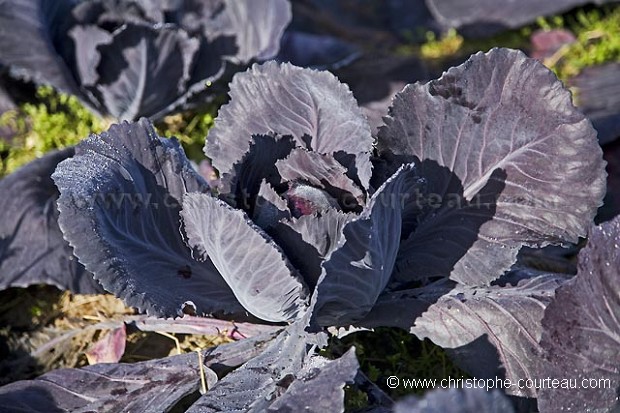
top-left (264, 347), bottom-right (359, 412)
top-left (181, 193), bottom-right (309, 322)
top-left (568, 63), bottom-right (620, 146)
top-left (356, 48), bottom-right (605, 399)
top-left (51, 118), bottom-right (308, 323)
top-left (537, 216), bottom-right (620, 412)
top-left (51, 119), bottom-right (246, 318)
top-left (358, 273), bottom-right (567, 398)
top-left (0, 0), bottom-right (80, 98)
top-left (379, 48), bottom-right (606, 287)
top-left (184, 318), bottom-right (358, 413)
top-left (90, 23), bottom-right (200, 121)
top-left (0, 148), bottom-right (102, 294)
top-left (0, 332), bottom-right (278, 413)
top-left (409, 275), bottom-right (564, 398)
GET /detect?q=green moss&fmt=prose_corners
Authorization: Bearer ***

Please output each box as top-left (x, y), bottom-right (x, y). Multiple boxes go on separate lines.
top-left (0, 86), bottom-right (109, 176)
top-left (539, 6), bottom-right (620, 81)
top-left (344, 385), bottom-right (369, 411)
top-left (462, 27), bottom-right (533, 56)
top-left (419, 29), bottom-right (464, 59)
top-left (397, 24), bottom-right (532, 61)
top-left (0, 86), bottom-right (222, 176)
top-left (394, 31), bottom-right (455, 59)
top-left (155, 109), bottom-right (216, 162)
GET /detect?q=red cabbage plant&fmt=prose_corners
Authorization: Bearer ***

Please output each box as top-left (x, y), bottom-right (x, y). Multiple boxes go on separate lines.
top-left (0, 0), bottom-right (291, 120)
top-left (0, 48), bottom-right (616, 412)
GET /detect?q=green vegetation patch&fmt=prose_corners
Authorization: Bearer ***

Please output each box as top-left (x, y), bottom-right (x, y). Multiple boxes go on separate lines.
top-left (401, 4), bottom-right (620, 84)
top-left (538, 6), bottom-right (620, 81)
top-left (156, 110), bottom-right (216, 162)
top-left (0, 86), bottom-right (109, 176)
top-left (0, 86), bottom-right (221, 177)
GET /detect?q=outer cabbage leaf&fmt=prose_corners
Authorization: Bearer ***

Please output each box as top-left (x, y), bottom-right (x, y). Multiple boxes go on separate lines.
top-left (0, 0), bottom-right (79, 95)
top-left (356, 280), bottom-right (453, 330)
top-left (0, 0), bottom-right (292, 121)
top-left (379, 48), bottom-right (606, 285)
top-left (172, 0), bottom-right (292, 104)
top-left (0, 353), bottom-right (201, 412)
top-left (0, 148), bottom-right (101, 294)
top-left (538, 216), bottom-right (620, 412)
top-left (95, 23), bottom-right (199, 121)
top-left (569, 63), bottom-right (620, 146)
top-left (205, 61), bottom-right (373, 190)
top-left (0, 333), bottom-right (276, 412)
top-left (601, 142), bottom-right (620, 223)
top-left (185, 319), bottom-right (345, 413)
top-left (313, 163), bottom-right (423, 326)
top-left (181, 193), bottom-right (308, 322)
top-left (426, 0), bottom-right (617, 37)
top-left (266, 348), bottom-right (359, 413)
top-left (52, 119), bottom-right (244, 317)
top-left (212, 0), bottom-right (291, 63)
top-left (186, 320), bottom-right (311, 412)
top-left (410, 274), bottom-right (564, 397)
top-left (393, 388), bottom-right (515, 413)
top-left (394, 162), bottom-right (513, 286)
